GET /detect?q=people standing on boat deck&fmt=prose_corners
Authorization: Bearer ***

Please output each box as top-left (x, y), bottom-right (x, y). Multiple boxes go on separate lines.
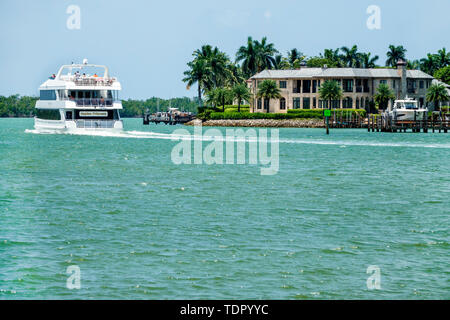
top-left (49, 74), bottom-right (56, 79)
top-left (93, 73), bottom-right (98, 77)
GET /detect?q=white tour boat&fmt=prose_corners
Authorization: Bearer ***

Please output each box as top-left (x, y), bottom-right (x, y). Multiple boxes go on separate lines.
top-left (387, 97), bottom-right (428, 121)
top-left (34, 59), bottom-right (123, 132)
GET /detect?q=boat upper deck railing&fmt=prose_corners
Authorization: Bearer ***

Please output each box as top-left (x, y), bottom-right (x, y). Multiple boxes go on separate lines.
top-left (57, 75), bottom-right (117, 86)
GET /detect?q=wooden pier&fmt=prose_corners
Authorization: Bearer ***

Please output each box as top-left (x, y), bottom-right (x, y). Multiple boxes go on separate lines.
top-left (367, 113), bottom-right (449, 133)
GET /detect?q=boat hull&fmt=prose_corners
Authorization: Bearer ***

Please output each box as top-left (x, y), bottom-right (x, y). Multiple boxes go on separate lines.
top-left (388, 110), bottom-right (427, 121)
top-left (34, 118), bottom-right (123, 133)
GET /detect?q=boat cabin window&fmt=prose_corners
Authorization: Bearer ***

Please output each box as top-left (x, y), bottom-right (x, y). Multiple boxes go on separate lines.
top-left (40, 90), bottom-right (57, 100)
top-left (68, 90), bottom-right (116, 100)
top-left (36, 109), bottom-right (61, 120)
top-left (404, 102), bottom-right (417, 110)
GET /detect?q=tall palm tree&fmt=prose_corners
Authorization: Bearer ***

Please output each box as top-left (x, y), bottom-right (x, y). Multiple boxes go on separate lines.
top-left (257, 80), bottom-right (281, 113)
top-left (254, 37), bottom-right (278, 71)
top-left (340, 45), bottom-right (360, 67)
top-left (225, 62), bottom-right (245, 87)
top-left (213, 87), bottom-right (232, 112)
top-left (323, 48), bottom-right (343, 67)
top-left (190, 44), bottom-right (233, 89)
top-left (232, 84), bottom-right (251, 112)
top-left (426, 83), bottom-right (450, 112)
top-left (407, 59), bottom-right (420, 70)
top-left (183, 58), bottom-right (209, 106)
top-left (374, 83), bottom-right (395, 110)
top-left (236, 37), bottom-right (259, 79)
top-left (361, 52), bottom-right (379, 68)
top-left (273, 54), bottom-right (290, 70)
top-left (236, 36), bottom-right (278, 78)
top-left (437, 48), bottom-right (450, 68)
top-left (386, 45), bottom-right (407, 67)
top-left (420, 53), bottom-right (439, 75)
top-left (288, 48), bottom-right (301, 65)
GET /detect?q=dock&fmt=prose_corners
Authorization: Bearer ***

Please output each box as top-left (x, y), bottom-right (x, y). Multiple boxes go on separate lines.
top-left (367, 113), bottom-right (449, 133)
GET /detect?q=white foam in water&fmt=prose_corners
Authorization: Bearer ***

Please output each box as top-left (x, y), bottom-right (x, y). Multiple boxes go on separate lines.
top-left (25, 128), bottom-right (450, 149)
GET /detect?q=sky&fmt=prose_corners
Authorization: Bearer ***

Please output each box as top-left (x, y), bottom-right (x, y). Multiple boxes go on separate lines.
top-left (0, 0), bottom-right (449, 99)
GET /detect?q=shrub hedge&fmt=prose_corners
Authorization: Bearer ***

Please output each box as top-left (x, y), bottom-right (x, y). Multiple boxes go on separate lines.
top-left (197, 106), bottom-right (366, 120)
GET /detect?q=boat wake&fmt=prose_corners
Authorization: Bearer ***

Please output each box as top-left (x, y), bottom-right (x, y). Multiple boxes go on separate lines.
top-left (25, 129), bottom-right (450, 149)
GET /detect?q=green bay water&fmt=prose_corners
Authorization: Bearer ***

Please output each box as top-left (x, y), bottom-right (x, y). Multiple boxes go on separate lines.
top-left (0, 118), bottom-right (449, 299)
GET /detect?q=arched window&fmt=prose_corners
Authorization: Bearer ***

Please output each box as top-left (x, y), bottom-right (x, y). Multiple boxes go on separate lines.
top-left (280, 98), bottom-right (286, 110)
top-left (343, 97), bottom-right (353, 109)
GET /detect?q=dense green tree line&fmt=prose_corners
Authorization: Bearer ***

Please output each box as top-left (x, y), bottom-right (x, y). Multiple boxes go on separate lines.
top-left (0, 95), bottom-right (38, 117)
top-left (0, 95), bottom-right (199, 118)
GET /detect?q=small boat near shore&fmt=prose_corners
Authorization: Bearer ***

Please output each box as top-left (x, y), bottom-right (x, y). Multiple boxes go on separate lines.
top-left (386, 97), bottom-right (428, 121)
top-left (34, 59), bottom-right (124, 133)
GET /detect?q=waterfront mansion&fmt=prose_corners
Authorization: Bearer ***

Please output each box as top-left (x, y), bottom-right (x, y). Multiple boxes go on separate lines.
top-left (248, 60), bottom-right (435, 113)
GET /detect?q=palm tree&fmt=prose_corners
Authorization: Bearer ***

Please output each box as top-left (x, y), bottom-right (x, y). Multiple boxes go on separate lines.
top-left (340, 45), bottom-right (360, 67)
top-left (209, 87), bottom-right (232, 112)
top-left (437, 48), bottom-right (450, 68)
top-left (386, 45), bottom-right (407, 67)
top-left (236, 36), bottom-right (278, 78)
top-left (257, 80), bottom-right (281, 113)
top-left (374, 83), bottom-right (395, 110)
top-left (193, 44), bottom-right (232, 88)
top-left (236, 36), bottom-right (258, 78)
top-left (407, 59), bottom-right (420, 70)
top-left (232, 84), bottom-right (251, 112)
top-left (288, 48), bottom-right (301, 65)
top-left (426, 83), bottom-right (450, 112)
top-left (183, 58), bottom-right (209, 106)
top-left (323, 48), bottom-right (343, 67)
top-left (319, 80), bottom-right (343, 109)
top-left (254, 37), bottom-right (278, 71)
top-left (273, 54), bottom-right (290, 70)
top-left (319, 80), bottom-right (342, 134)
top-left (361, 52), bottom-right (379, 68)
top-left (225, 62), bottom-right (245, 87)
top-left (420, 53), bottom-right (439, 75)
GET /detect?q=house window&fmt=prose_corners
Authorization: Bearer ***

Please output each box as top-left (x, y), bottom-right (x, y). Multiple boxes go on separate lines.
top-left (280, 98), bottom-right (286, 110)
top-left (279, 81), bottom-right (287, 89)
top-left (293, 98), bottom-right (301, 109)
top-left (312, 80), bottom-right (317, 93)
top-left (319, 100), bottom-right (328, 108)
top-left (264, 98), bottom-right (270, 110)
top-left (380, 80), bottom-right (387, 85)
top-left (313, 97), bottom-right (316, 108)
top-left (303, 80), bottom-right (311, 93)
top-left (257, 99), bottom-right (262, 109)
top-left (356, 79), bottom-right (362, 92)
top-left (331, 100), bottom-right (340, 108)
top-left (343, 79), bottom-right (354, 92)
top-left (420, 80), bottom-right (424, 89)
top-left (356, 98), bottom-right (359, 109)
top-left (393, 80), bottom-right (396, 89)
top-left (303, 97), bottom-right (310, 109)
top-left (343, 97), bottom-right (353, 109)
